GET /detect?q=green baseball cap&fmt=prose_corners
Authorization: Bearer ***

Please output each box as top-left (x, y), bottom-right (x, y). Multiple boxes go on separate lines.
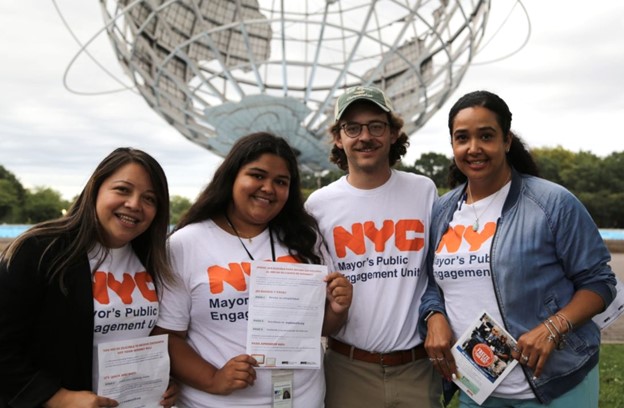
top-left (334, 85), bottom-right (393, 121)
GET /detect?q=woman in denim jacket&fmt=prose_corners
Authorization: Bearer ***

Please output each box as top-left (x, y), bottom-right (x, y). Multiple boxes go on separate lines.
top-left (419, 90), bottom-right (616, 407)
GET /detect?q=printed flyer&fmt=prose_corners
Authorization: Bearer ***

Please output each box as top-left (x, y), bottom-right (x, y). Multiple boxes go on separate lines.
top-left (246, 261), bottom-right (327, 369)
top-left (593, 276), bottom-right (624, 330)
top-left (451, 311), bottom-right (518, 405)
top-left (96, 334), bottom-right (169, 408)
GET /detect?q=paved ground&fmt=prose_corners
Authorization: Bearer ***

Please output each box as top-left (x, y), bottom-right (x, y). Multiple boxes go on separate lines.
top-left (0, 238), bottom-right (10, 250)
top-left (1, 239), bottom-right (623, 342)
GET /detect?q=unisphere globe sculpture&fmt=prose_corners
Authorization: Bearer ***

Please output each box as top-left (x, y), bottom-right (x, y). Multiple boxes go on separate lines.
top-left (100, 0), bottom-right (491, 170)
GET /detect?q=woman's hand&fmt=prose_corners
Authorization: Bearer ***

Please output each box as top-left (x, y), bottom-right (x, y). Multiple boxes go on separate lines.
top-left (160, 380), bottom-right (179, 408)
top-left (208, 354), bottom-right (258, 395)
top-left (513, 322), bottom-right (558, 378)
top-left (44, 388), bottom-right (118, 408)
top-left (424, 313), bottom-right (457, 381)
top-left (325, 272), bottom-right (353, 315)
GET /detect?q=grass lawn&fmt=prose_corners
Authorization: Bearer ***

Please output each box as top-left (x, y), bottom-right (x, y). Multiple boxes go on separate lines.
top-left (599, 344), bottom-right (624, 407)
top-left (444, 344), bottom-right (623, 407)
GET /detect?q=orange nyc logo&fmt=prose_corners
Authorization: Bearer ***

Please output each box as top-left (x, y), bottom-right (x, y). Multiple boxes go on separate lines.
top-left (436, 223), bottom-right (496, 253)
top-left (93, 271), bottom-right (157, 305)
top-left (332, 219), bottom-right (425, 258)
top-left (208, 255), bottom-right (298, 294)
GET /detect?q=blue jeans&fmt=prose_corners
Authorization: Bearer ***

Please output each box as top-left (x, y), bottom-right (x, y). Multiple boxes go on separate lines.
top-left (459, 365), bottom-right (599, 408)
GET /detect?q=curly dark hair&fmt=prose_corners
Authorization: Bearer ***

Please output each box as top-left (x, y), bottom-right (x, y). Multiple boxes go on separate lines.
top-left (176, 132), bottom-right (322, 264)
top-left (328, 101), bottom-right (409, 171)
top-left (447, 90), bottom-right (540, 188)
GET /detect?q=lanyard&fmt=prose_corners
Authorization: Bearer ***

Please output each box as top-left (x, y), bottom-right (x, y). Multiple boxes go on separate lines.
top-left (224, 213), bottom-right (276, 261)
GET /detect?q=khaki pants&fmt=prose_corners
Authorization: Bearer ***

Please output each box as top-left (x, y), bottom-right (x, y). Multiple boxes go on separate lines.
top-left (324, 349), bottom-right (443, 408)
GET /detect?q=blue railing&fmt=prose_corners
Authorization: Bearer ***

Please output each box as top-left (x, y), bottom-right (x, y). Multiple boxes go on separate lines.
top-left (0, 225), bottom-right (31, 239)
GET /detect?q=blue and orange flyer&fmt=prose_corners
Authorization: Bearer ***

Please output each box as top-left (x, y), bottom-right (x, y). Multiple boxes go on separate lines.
top-left (451, 311), bottom-right (519, 405)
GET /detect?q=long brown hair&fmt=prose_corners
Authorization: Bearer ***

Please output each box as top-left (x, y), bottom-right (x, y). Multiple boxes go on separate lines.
top-left (1, 147), bottom-right (173, 292)
top-left (176, 132), bottom-right (322, 264)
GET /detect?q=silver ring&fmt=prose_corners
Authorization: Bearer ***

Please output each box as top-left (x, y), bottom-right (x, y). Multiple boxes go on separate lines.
top-left (429, 357), bottom-right (435, 362)
top-left (521, 354), bottom-right (529, 363)
top-left (437, 357), bottom-right (445, 361)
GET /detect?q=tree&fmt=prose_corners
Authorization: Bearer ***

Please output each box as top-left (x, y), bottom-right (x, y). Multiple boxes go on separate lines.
top-left (0, 165), bottom-right (26, 222)
top-left (170, 195), bottom-right (192, 226)
top-left (0, 179), bottom-right (20, 222)
top-left (412, 152), bottom-right (451, 188)
top-left (23, 187), bottom-right (68, 224)
top-left (603, 152), bottom-right (624, 194)
top-left (533, 147), bottom-right (623, 228)
top-left (300, 169), bottom-right (343, 191)
top-left (560, 151), bottom-right (603, 193)
top-left (570, 151), bottom-right (624, 228)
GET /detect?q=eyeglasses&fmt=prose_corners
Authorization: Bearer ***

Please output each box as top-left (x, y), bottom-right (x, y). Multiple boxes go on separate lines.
top-left (340, 121), bottom-right (389, 138)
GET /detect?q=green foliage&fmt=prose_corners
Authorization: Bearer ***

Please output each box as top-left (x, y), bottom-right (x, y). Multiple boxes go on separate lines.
top-left (300, 169), bottom-right (343, 191)
top-left (603, 152), bottom-right (624, 193)
top-left (0, 165), bottom-right (26, 222)
top-left (301, 188), bottom-right (315, 201)
top-left (530, 149), bottom-right (624, 227)
top-left (599, 344), bottom-right (624, 408)
top-left (0, 165), bottom-right (26, 201)
top-left (413, 152), bottom-right (451, 189)
top-left (532, 146), bottom-right (575, 185)
top-left (0, 166), bottom-right (70, 223)
top-left (23, 187), bottom-right (69, 224)
top-left (170, 195), bottom-right (192, 225)
top-left (0, 179), bottom-right (21, 222)
top-left (561, 151), bottom-right (603, 193)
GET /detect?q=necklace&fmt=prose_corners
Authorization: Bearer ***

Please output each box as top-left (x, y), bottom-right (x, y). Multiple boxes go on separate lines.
top-left (466, 176), bottom-right (511, 232)
top-left (224, 213), bottom-right (276, 261)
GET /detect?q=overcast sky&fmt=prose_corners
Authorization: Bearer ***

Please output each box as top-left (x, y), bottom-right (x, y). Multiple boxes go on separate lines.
top-left (1, 1), bottom-right (623, 200)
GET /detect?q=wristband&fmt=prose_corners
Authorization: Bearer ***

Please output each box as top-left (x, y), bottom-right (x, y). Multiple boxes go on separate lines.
top-left (424, 310), bottom-right (441, 323)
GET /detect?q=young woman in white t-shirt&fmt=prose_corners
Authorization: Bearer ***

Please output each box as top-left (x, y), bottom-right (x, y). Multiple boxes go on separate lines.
top-left (154, 132), bottom-right (353, 408)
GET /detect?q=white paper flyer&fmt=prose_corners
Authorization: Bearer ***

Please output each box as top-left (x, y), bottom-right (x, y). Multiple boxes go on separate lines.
top-left (246, 261), bottom-right (327, 369)
top-left (451, 311), bottom-right (519, 405)
top-left (593, 276), bottom-right (624, 330)
top-left (97, 334), bottom-right (170, 408)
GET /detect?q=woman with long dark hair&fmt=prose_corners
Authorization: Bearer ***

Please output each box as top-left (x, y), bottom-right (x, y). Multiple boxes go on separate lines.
top-left (154, 132), bottom-right (352, 407)
top-left (0, 147), bottom-right (177, 407)
top-left (420, 90), bottom-right (616, 407)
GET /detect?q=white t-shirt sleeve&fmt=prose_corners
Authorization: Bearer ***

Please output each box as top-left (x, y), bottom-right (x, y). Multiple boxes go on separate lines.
top-left (157, 235), bottom-right (193, 332)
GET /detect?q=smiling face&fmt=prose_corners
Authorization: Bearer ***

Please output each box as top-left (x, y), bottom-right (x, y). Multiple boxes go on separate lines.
top-left (95, 162), bottom-right (157, 248)
top-left (228, 153), bottom-right (291, 235)
top-left (335, 101), bottom-right (397, 179)
top-left (451, 106), bottom-right (512, 195)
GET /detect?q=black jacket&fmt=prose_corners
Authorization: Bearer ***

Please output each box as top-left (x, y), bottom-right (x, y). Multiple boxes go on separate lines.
top-left (0, 235), bottom-right (94, 408)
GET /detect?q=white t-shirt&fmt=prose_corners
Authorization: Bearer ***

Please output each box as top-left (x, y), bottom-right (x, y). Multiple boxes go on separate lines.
top-left (433, 182), bottom-right (532, 399)
top-left (90, 243), bottom-right (158, 388)
top-left (306, 170), bottom-right (437, 352)
top-left (157, 220), bottom-right (324, 408)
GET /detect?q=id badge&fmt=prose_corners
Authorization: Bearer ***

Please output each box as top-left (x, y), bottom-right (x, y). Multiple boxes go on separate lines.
top-left (272, 369), bottom-right (293, 408)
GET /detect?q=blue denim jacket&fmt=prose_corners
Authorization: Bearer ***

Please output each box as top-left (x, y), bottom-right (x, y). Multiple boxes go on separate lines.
top-left (419, 169), bottom-right (616, 404)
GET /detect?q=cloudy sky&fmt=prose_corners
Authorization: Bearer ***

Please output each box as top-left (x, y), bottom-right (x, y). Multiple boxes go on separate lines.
top-left (1, 1), bottom-right (623, 200)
